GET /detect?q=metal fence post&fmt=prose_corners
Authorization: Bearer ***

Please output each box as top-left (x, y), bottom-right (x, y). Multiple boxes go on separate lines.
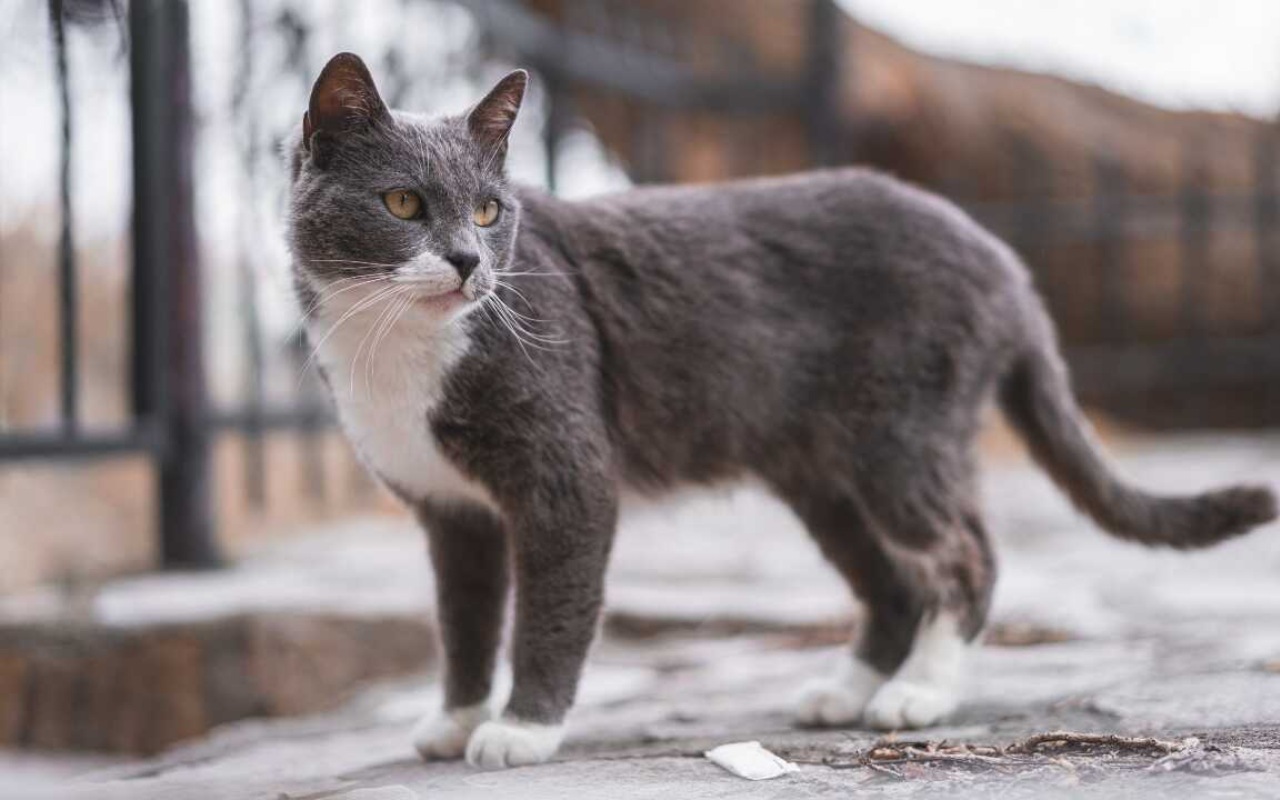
top-left (1179, 143), bottom-right (1209, 339)
top-left (130, 0), bottom-right (220, 569)
top-left (805, 0), bottom-right (844, 166)
top-left (1257, 131), bottom-right (1280, 331)
top-left (1094, 156), bottom-right (1128, 343)
top-left (543, 71), bottom-right (566, 194)
top-left (1256, 131), bottom-right (1280, 424)
top-left (1011, 135), bottom-right (1054, 310)
top-left (49, 0), bottom-right (79, 433)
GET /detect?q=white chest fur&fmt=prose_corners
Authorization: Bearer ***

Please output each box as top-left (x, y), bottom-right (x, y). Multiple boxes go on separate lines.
top-left (308, 293), bottom-right (498, 511)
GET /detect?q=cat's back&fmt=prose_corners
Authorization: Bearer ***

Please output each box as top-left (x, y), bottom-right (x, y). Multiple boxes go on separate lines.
top-left (558, 168), bottom-right (1017, 275)
top-left (536, 167), bottom-right (1027, 321)
top-left (572, 167), bottom-right (958, 228)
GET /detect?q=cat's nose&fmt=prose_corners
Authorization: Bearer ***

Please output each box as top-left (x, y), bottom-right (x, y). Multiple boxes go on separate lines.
top-left (445, 250), bottom-right (480, 282)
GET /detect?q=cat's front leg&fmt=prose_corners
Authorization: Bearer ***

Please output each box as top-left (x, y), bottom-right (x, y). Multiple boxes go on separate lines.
top-left (465, 490), bottom-right (617, 769)
top-left (412, 502), bottom-right (509, 760)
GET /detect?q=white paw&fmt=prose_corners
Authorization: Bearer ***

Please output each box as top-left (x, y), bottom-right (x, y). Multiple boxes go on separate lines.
top-left (794, 660), bottom-right (885, 727)
top-left (412, 703), bottom-right (490, 761)
top-left (863, 680), bottom-right (957, 730)
top-left (465, 717), bottom-right (564, 769)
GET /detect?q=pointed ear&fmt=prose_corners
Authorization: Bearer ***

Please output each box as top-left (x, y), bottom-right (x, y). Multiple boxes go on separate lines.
top-left (467, 70), bottom-right (528, 158)
top-left (304, 53), bottom-right (390, 165)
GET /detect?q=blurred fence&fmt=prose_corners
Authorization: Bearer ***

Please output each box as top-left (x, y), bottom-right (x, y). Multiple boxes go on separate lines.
top-left (480, 0), bottom-right (1280, 425)
top-left (0, 0), bottom-right (336, 568)
top-left (1, 0), bottom-right (1277, 569)
top-left (966, 139), bottom-right (1280, 414)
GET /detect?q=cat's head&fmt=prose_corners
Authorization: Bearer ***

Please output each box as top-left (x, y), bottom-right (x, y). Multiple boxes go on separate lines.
top-left (288, 52), bottom-right (526, 320)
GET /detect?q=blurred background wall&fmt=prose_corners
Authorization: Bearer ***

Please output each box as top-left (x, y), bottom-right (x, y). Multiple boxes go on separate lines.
top-left (1, 0), bottom-right (1278, 588)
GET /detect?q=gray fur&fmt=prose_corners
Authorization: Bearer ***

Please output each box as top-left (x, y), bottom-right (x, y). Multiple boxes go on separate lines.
top-left (287, 54), bottom-right (1277, 734)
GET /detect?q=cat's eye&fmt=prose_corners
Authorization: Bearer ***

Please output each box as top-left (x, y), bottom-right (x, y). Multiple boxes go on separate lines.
top-left (383, 189), bottom-right (422, 220)
top-left (474, 199), bottom-right (501, 228)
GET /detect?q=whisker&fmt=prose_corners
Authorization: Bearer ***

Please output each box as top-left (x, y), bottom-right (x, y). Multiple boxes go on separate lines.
top-left (297, 283), bottom-right (404, 385)
top-left (487, 293), bottom-right (567, 349)
top-left (288, 276), bottom-right (394, 365)
top-left (492, 283), bottom-right (561, 326)
top-left (481, 294), bottom-right (539, 363)
top-left (299, 275), bottom-right (391, 323)
top-left (490, 279), bottom-right (558, 321)
top-left (306, 258), bottom-right (404, 268)
top-left (350, 286), bottom-right (412, 400)
top-left (364, 290), bottom-right (416, 397)
top-left (493, 279), bottom-right (536, 310)
top-left (488, 289), bottom-right (568, 344)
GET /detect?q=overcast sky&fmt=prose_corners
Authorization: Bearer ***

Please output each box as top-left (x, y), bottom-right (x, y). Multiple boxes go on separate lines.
top-left (839, 0), bottom-right (1280, 116)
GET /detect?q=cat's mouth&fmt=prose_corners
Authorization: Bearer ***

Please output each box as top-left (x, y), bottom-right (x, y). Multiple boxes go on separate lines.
top-left (412, 288), bottom-right (468, 311)
top-left (389, 275), bottom-right (472, 311)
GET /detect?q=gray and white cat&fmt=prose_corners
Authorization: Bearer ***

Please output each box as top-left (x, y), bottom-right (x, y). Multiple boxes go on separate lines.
top-left (287, 53), bottom-right (1277, 769)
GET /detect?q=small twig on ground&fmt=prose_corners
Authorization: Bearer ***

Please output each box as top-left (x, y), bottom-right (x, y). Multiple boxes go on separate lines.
top-left (864, 760), bottom-right (906, 780)
top-left (1006, 731), bottom-right (1186, 755)
top-left (799, 729), bottom-right (1212, 780)
top-left (901, 746), bottom-right (1009, 767)
top-left (858, 743), bottom-right (1014, 774)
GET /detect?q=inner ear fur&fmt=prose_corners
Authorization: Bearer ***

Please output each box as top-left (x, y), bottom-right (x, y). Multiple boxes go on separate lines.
top-left (467, 70), bottom-right (529, 157)
top-left (305, 52), bottom-right (390, 165)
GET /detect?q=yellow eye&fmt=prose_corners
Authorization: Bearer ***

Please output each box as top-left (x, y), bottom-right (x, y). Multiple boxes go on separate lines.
top-left (474, 199), bottom-right (501, 227)
top-left (383, 190), bottom-right (422, 220)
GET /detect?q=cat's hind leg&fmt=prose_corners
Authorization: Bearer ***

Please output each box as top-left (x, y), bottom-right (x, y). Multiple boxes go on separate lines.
top-left (779, 484), bottom-right (927, 726)
top-left (794, 652), bottom-right (887, 727)
top-left (856, 473), bottom-right (996, 731)
top-left (861, 610), bottom-right (970, 730)
top-left (775, 446), bottom-right (995, 730)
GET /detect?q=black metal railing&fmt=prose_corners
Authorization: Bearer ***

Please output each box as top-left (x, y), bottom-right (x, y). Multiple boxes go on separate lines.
top-left (962, 136), bottom-right (1280, 420)
top-left (0, 0), bottom-right (223, 567)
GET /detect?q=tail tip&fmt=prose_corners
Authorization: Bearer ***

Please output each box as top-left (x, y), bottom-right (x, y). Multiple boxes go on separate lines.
top-left (1210, 483), bottom-right (1278, 538)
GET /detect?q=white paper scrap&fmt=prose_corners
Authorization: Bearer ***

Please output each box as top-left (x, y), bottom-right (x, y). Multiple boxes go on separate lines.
top-left (705, 741), bottom-right (800, 780)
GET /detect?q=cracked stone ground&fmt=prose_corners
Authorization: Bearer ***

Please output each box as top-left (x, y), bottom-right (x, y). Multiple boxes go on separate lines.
top-left (7, 432), bottom-right (1280, 799)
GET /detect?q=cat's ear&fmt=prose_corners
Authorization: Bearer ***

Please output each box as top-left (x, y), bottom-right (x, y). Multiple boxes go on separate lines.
top-left (304, 52), bottom-right (390, 167)
top-left (466, 70), bottom-right (528, 159)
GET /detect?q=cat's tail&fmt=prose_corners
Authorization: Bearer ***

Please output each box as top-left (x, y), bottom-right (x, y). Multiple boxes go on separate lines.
top-left (998, 322), bottom-right (1277, 549)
